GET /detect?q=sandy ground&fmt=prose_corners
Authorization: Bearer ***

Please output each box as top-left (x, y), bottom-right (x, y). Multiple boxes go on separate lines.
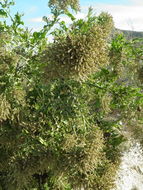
top-left (113, 139), bottom-right (143, 190)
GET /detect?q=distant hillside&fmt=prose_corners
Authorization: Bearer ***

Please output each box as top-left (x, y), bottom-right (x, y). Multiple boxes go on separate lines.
top-left (119, 29), bottom-right (143, 39)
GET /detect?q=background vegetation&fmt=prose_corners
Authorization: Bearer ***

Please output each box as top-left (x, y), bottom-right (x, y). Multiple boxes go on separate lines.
top-left (0, 0), bottom-right (143, 189)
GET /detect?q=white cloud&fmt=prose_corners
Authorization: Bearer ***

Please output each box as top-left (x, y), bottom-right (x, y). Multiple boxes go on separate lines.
top-left (29, 17), bottom-right (43, 23)
top-left (29, 3), bottom-right (143, 32)
top-left (30, 12), bottom-right (86, 24)
top-left (129, 0), bottom-right (143, 6)
top-left (81, 3), bottom-right (143, 31)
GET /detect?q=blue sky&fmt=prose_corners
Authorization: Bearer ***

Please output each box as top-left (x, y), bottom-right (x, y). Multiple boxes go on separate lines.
top-left (4, 0), bottom-right (143, 31)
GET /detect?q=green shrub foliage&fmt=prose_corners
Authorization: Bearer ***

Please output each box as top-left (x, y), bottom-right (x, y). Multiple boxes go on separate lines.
top-left (0, 1), bottom-right (143, 190)
top-left (48, 0), bottom-right (80, 11)
top-left (41, 10), bottom-right (113, 80)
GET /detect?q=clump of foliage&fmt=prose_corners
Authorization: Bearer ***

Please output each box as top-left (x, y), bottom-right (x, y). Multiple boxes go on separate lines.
top-left (0, 0), bottom-right (143, 190)
top-left (41, 9), bottom-right (113, 80)
top-left (48, 0), bottom-right (80, 11)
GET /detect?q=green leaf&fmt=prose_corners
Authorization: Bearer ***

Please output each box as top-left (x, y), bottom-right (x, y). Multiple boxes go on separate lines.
top-left (9, 1), bottom-right (15, 6)
top-left (0, 9), bottom-right (7, 18)
top-left (14, 12), bottom-right (24, 26)
top-left (38, 137), bottom-right (48, 146)
top-left (65, 10), bottom-right (76, 21)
